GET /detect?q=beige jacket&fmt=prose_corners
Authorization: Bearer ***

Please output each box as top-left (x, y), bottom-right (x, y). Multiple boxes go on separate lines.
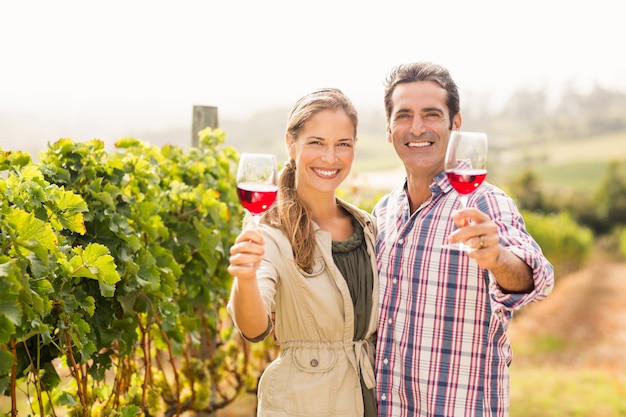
top-left (228, 198), bottom-right (379, 416)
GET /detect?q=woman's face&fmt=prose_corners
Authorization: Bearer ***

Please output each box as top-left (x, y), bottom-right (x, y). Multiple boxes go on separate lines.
top-left (288, 108), bottom-right (357, 197)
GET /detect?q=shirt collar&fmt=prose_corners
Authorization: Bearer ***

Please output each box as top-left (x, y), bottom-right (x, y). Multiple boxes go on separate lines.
top-left (397, 171), bottom-right (452, 213)
top-left (431, 171), bottom-right (454, 198)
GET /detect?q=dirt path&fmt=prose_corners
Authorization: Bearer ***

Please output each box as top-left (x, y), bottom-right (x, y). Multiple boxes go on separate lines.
top-left (508, 258), bottom-right (626, 369)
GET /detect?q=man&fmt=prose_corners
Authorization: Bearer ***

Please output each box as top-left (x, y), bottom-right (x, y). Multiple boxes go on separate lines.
top-left (374, 62), bottom-right (554, 416)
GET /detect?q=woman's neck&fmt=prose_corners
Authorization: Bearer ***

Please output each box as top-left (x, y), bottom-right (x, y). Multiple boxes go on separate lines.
top-left (299, 190), bottom-right (352, 240)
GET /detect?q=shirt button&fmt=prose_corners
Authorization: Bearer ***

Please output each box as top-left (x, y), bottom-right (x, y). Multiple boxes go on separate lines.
top-left (387, 318), bottom-right (392, 325)
top-left (392, 278), bottom-right (397, 284)
top-left (310, 359), bottom-right (319, 367)
top-left (381, 394), bottom-right (387, 401)
top-left (397, 238), bottom-right (404, 245)
top-left (383, 358), bottom-right (388, 365)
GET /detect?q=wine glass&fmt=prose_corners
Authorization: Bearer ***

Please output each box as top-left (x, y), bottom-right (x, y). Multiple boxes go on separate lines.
top-left (236, 153), bottom-right (278, 228)
top-left (442, 131), bottom-right (488, 251)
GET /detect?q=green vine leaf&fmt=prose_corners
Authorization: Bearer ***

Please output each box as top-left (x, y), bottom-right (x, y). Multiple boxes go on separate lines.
top-left (57, 391), bottom-right (78, 406)
top-left (0, 349), bottom-right (13, 380)
top-left (121, 404), bottom-right (142, 416)
top-left (69, 244), bottom-right (120, 297)
top-left (1, 149), bottom-right (32, 171)
top-left (0, 261), bottom-right (21, 336)
top-left (7, 208), bottom-right (58, 261)
top-left (0, 316), bottom-right (15, 345)
top-left (47, 188), bottom-right (88, 234)
top-left (0, 299), bottom-right (21, 328)
top-left (114, 137), bottom-right (143, 149)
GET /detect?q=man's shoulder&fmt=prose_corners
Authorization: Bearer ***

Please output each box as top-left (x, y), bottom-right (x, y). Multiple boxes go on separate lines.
top-left (372, 191), bottom-right (397, 216)
top-left (475, 181), bottom-right (513, 199)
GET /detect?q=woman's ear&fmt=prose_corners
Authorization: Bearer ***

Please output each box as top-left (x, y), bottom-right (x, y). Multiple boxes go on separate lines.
top-left (286, 133), bottom-right (295, 159)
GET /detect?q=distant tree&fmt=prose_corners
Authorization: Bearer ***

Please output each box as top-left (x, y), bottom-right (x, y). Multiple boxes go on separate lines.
top-left (507, 169), bottom-right (550, 213)
top-left (553, 83), bottom-right (626, 138)
top-left (553, 79), bottom-right (586, 115)
top-left (592, 160), bottom-right (626, 233)
top-left (497, 88), bottom-right (549, 137)
top-left (586, 85), bottom-right (626, 133)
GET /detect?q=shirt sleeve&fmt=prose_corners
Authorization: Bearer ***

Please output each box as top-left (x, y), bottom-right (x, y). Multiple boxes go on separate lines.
top-left (475, 185), bottom-right (555, 314)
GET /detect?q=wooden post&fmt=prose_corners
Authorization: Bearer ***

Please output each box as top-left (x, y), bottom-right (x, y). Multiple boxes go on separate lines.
top-left (191, 106), bottom-right (220, 417)
top-left (192, 105), bottom-right (219, 147)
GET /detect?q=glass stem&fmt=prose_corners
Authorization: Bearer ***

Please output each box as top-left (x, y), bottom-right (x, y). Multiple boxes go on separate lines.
top-left (459, 194), bottom-right (469, 209)
top-left (458, 194), bottom-right (470, 251)
top-left (251, 214), bottom-right (261, 228)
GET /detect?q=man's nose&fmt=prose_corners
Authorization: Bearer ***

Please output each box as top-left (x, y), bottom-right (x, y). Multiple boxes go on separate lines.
top-left (410, 116), bottom-right (426, 136)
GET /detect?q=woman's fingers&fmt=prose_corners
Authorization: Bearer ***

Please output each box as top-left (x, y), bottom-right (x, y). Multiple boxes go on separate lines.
top-left (228, 230), bottom-right (265, 276)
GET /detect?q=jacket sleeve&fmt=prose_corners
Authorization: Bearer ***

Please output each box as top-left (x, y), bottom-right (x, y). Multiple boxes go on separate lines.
top-left (226, 225), bottom-right (281, 342)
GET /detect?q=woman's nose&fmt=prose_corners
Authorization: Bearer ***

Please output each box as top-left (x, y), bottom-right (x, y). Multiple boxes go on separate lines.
top-left (321, 146), bottom-right (337, 162)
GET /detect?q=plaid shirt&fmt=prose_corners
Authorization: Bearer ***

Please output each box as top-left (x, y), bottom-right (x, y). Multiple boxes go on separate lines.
top-left (374, 171), bottom-right (554, 417)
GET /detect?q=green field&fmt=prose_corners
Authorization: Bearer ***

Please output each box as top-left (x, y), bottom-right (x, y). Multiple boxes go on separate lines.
top-left (510, 366), bottom-right (626, 417)
top-left (497, 131), bottom-right (626, 194)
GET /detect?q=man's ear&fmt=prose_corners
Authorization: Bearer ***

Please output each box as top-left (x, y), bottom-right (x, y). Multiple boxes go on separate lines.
top-left (452, 113), bottom-right (462, 131)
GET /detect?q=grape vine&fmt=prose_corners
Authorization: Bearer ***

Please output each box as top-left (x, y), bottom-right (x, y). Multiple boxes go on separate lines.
top-left (0, 129), bottom-right (260, 416)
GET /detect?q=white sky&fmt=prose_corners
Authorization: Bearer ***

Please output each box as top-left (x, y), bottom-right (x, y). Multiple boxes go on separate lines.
top-left (1, 0), bottom-right (624, 149)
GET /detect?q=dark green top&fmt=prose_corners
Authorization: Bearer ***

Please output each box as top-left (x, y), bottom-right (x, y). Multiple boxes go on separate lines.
top-left (332, 216), bottom-right (376, 417)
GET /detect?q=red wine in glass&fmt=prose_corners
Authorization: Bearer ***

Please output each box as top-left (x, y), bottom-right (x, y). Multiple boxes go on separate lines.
top-left (237, 182), bottom-right (278, 215)
top-left (446, 169), bottom-right (487, 196)
top-left (236, 153), bottom-right (278, 227)
top-left (442, 131), bottom-right (488, 251)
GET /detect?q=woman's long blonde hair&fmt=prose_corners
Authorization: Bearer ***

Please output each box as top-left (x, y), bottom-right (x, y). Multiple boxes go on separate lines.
top-left (263, 88), bottom-right (358, 271)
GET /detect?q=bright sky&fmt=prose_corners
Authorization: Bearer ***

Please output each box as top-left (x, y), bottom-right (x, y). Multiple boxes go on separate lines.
top-left (1, 0), bottom-right (624, 150)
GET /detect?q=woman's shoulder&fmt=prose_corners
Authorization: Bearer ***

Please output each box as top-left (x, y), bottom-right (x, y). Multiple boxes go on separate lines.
top-left (258, 223), bottom-right (288, 242)
top-left (335, 197), bottom-right (377, 235)
top-left (257, 224), bottom-right (296, 266)
top-left (336, 197), bottom-right (373, 219)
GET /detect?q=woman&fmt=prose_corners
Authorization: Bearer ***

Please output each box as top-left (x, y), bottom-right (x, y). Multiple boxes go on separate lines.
top-left (227, 88), bottom-right (378, 416)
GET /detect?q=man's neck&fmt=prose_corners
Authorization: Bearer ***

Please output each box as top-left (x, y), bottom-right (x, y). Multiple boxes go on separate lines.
top-left (405, 175), bottom-right (433, 214)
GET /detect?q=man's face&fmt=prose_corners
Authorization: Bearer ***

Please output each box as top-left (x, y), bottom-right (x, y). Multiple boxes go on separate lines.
top-left (387, 81), bottom-right (460, 179)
